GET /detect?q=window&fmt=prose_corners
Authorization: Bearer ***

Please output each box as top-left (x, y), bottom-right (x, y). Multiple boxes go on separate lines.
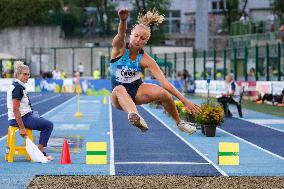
top-left (211, 0), bottom-right (227, 13)
top-left (172, 20), bottom-right (181, 33)
top-left (165, 10), bottom-right (181, 33)
top-left (219, 1), bottom-right (224, 9)
top-left (172, 10), bottom-right (180, 18)
top-left (212, 2), bottom-right (218, 10)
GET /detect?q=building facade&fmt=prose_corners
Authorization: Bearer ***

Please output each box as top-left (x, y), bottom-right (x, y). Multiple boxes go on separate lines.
top-left (112, 0), bottom-right (274, 48)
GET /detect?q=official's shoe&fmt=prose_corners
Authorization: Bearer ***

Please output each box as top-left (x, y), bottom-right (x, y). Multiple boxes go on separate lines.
top-left (226, 110), bottom-right (233, 118)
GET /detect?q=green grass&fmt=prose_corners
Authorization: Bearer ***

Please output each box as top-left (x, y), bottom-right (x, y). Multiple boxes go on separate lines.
top-left (241, 100), bottom-right (284, 118)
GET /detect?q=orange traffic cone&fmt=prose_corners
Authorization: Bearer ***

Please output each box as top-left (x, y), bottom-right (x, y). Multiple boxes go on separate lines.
top-left (60, 139), bottom-right (72, 164)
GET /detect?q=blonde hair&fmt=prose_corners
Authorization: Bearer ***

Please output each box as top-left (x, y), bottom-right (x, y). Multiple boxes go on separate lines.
top-left (14, 60), bottom-right (29, 78)
top-left (133, 9), bottom-right (165, 38)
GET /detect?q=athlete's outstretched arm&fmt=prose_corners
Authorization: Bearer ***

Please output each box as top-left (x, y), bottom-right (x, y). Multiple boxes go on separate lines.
top-left (111, 8), bottom-right (128, 59)
top-left (141, 53), bottom-right (200, 113)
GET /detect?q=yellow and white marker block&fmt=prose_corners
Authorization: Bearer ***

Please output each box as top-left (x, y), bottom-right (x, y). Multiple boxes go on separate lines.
top-left (86, 142), bottom-right (107, 164)
top-left (218, 142), bottom-right (239, 165)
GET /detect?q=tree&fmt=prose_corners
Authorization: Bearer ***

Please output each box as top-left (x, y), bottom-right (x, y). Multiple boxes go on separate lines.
top-left (91, 0), bottom-right (116, 35)
top-left (0, 0), bottom-right (57, 28)
top-left (131, 0), bottom-right (170, 45)
top-left (241, 0), bottom-right (248, 15)
top-left (220, 0), bottom-right (241, 33)
top-left (272, 0), bottom-right (284, 24)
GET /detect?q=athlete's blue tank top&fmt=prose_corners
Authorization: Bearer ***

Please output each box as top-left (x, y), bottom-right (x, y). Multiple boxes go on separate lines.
top-left (110, 47), bottom-right (144, 88)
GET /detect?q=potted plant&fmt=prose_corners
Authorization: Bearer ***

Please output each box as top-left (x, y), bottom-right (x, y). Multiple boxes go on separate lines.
top-left (195, 99), bottom-right (224, 137)
top-left (174, 100), bottom-right (196, 123)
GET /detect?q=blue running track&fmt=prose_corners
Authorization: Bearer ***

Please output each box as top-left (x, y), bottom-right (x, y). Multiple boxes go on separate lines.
top-left (220, 117), bottom-right (284, 157)
top-left (112, 107), bottom-right (222, 176)
top-left (0, 92), bottom-right (75, 137)
top-left (0, 93), bottom-right (283, 188)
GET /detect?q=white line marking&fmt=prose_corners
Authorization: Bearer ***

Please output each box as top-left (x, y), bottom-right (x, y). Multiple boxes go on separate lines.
top-left (217, 128), bottom-right (284, 161)
top-left (1, 94), bottom-right (61, 108)
top-left (40, 95), bottom-right (76, 117)
top-left (142, 105), bottom-right (228, 177)
top-left (0, 95), bottom-right (76, 142)
top-left (0, 135), bottom-right (7, 142)
top-left (0, 113), bottom-right (7, 118)
top-left (115, 161), bottom-right (211, 165)
top-left (32, 94), bottom-right (61, 106)
top-left (246, 119), bottom-right (284, 124)
top-left (109, 96), bottom-right (115, 175)
top-left (0, 94), bottom-right (61, 117)
top-left (241, 118), bottom-right (284, 133)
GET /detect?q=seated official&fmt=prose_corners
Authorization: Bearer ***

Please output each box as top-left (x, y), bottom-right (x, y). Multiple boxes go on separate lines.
top-left (217, 73), bottom-right (241, 117)
top-left (7, 61), bottom-right (54, 160)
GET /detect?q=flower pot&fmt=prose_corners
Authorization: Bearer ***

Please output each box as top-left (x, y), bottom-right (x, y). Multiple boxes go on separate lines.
top-left (186, 113), bottom-right (195, 123)
top-left (204, 125), bottom-right (217, 137)
top-left (201, 125), bottom-right (205, 135)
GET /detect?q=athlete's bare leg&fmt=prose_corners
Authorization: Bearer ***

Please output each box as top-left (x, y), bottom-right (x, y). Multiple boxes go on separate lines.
top-left (135, 83), bottom-right (181, 124)
top-left (111, 85), bottom-right (137, 113)
top-left (111, 85), bottom-right (148, 132)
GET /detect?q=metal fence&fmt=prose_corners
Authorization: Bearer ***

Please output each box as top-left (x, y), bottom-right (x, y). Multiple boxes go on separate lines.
top-left (101, 43), bottom-right (284, 81)
top-left (24, 46), bottom-right (111, 78)
top-left (230, 20), bottom-right (282, 36)
top-left (228, 32), bottom-right (284, 48)
top-left (1, 43), bottom-right (283, 81)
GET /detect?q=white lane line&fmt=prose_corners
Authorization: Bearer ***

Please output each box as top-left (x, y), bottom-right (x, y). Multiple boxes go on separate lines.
top-left (40, 95), bottom-right (76, 117)
top-left (246, 119), bottom-right (284, 124)
top-left (241, 118), bottom-right (284, 133)
top-left (115, 162), bottom-right (211, 165)
top-left (0, 94), bottom-right (46, 107)
top-left (142, 105), bottom-right (228, 177)
top-left (0, 94), bottom-right (62, 117)
top-left (0, 135), bottom-right (7, 142)
top-left (109, 96), bottom-right (115, 175)
top-left (0, 113), bottom-right (7, 118)
top-left (217, 128), bottom-right (284, 161)
top-left (32, 94), bottom-right (61, 106)
top-left (0, 95), bottom-right (76, 142)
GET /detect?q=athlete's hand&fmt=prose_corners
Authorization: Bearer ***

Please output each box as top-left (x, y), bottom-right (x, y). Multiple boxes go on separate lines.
top-left (183, 101), bottom-right (201, 114)
top-left (118, 8), bottom-right (129, 21)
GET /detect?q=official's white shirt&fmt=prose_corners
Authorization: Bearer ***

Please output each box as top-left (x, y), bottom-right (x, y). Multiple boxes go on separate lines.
top-left (7, 79), bottom-right (32, 120)
top-left (225, 80), bottom-right (240, 102)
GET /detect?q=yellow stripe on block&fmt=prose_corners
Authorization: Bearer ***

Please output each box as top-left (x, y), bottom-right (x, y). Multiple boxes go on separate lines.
top-left (86, 142), bottom-right (107, 151)
top-left (86, 155), bottom-right (107, 164)
top-left (86, 142), bottom-right (107, 165)
top-left (218, 142), bottom-right (240, 165)
top-left (219, 142), bottom-right (239, 152)
top-left (219, 156), bottom-right (239, 165)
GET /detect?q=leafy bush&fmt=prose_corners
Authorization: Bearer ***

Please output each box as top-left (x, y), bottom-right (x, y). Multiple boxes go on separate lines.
top-left (195, 98), bottom-right (224, 126)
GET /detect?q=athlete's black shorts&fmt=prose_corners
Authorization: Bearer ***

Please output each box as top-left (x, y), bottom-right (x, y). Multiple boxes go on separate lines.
top-left (112, 79), bottom-right (143, 103)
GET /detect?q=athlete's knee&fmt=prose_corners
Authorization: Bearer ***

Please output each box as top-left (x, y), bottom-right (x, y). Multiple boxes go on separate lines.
top-left (112, 85), bottom-right (127, 95)
top-left (159, 90), bottom-right (172, 101)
